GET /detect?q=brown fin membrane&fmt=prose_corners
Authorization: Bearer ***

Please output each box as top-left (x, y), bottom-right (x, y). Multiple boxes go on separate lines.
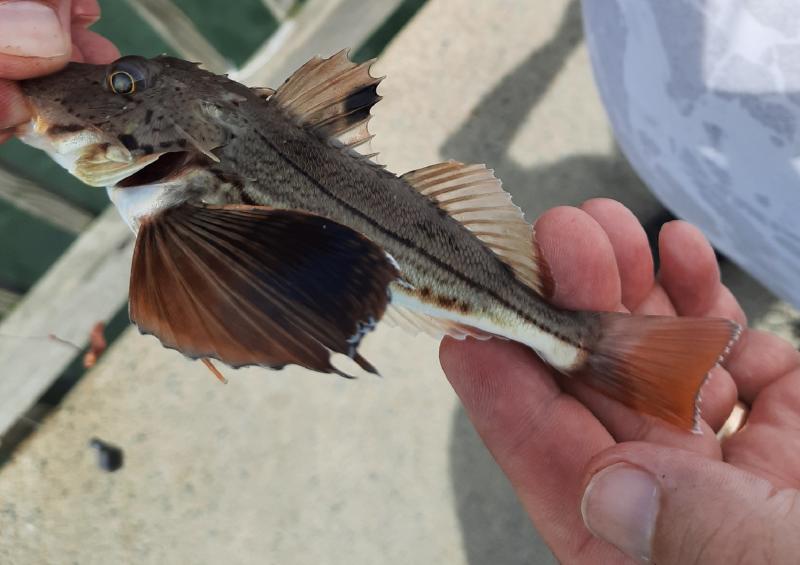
top-left (271, 49), bottom-right (382, 153)
top-left (129, 204), bottom-right (399, 376)
top-left (575, 313), bottom-right (741, 430)
top-left (401, 161), bottom-right (553, 297)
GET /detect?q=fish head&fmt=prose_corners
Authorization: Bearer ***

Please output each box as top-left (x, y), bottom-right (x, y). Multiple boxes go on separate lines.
top-left (18, 55), bottom-right (248, 188)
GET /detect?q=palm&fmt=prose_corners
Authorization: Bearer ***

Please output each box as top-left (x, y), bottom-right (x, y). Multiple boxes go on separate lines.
top-left (440, 199), bottom-right (800, 563)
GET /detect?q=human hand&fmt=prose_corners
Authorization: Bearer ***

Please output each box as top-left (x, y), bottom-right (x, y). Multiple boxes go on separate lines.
top-left (441, 199), bottom-right (800, 563)
top-left (0, 0), bottom-right (118, 143)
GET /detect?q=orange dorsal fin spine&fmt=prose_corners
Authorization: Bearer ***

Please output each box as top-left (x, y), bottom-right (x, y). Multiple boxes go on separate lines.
top-left (202, 358), bottom-right (228, 384)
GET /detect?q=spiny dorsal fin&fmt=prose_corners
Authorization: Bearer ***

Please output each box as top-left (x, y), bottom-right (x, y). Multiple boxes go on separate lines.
top-left (271, 49), bottom-right (382, 153)
top-left (401, 161), bottom-right (553, 297)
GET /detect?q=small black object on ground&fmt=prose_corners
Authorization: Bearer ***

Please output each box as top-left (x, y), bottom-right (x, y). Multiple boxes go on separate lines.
top-left (89, 437), bottom-right (124, 472)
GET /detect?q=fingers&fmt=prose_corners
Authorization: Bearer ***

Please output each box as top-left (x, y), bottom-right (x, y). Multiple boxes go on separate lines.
top-left (580, 198), bottom-right (654, 311)
top-left (724, 329), bottom-right (800, 403)
top-left (723, 329), bottom-right (800, 485)
top-left (655, 219), bottom-right (743, 427)
top-left (657, 221), bottom-right (722, 317)
top-left (699, 366), bottom-right (739, 430)
top-left (630, 285), bottom-right (677, 316)
top-left (559, 376), bottom-right (725, 457)
top-left (708, 285), bottom-right (747, 326)
top-left (538, 206), bottom-right (735, 442)
top-left (0, 0), bottom-right (117, 78)
top-left (71, 0), bottom-right (100, 27)
top-left (0, 0), bottom-right (72, 137)
top-left (0, 0), bottom-right (117, 143)
top-left (0, 79), bottom-right (29, 130)
top-left (534, 206), bottom-right (621, 311)
top-left (0, 0), bottom-right (73, 79)
top-left (723, 369), bottom-right (800, 487)
top-left (440, 338), bottom-right (623, 563)
top-left (581, 443), bottom-right (800, 564)
top-left (71, 27), bottom-right (119, 64)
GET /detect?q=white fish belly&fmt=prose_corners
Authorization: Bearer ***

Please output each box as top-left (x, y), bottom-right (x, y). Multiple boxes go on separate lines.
top-left (390, 287), bottom-right (583, 371)
top-left (106, 183), bottom-right (172, 232)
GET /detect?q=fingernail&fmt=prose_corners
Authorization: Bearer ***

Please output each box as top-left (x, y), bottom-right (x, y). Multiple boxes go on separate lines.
top-left (581, 463), bottom-right (660, 562)
top-left (0, 1), bottom-right (69, 58)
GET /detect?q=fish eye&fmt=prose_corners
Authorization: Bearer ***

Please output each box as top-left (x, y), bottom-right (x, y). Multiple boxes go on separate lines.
top-left (109, 71), bottom-right (135, 94)
top-left (105, 56), bottom-right (153, 95)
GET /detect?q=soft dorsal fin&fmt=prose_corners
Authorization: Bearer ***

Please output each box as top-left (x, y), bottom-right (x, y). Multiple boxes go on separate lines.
top-left (401, 161), bottom-right (553, 297)
top-left (271, 50), bottom-right (382, 152)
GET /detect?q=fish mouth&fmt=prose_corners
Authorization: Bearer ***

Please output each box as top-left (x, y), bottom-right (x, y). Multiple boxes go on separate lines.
top-left (16, 115), bottom-right (197, 188)
top-left (115, 151), bottom-right (195, 188)
top-left (16, 117), bottom-right (143, 187)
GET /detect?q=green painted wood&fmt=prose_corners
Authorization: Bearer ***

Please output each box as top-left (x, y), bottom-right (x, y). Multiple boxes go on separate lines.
top-left (0, 140), bottom-right (107, 214)
top-left (0, 199), bottom-right (73, 292)
top-left (171, 0), bottom-right (279, 66)
top-left (93, 0), bottom-right (174, 58)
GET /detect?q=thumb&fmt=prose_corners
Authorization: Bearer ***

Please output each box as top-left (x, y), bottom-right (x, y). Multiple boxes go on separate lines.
top-left (580, 443), bottom-right (800, 564)
top-left (0, 1), bottom-right (73, 79)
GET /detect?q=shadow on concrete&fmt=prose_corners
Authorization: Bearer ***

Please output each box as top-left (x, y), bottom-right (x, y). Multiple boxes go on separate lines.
top-left (448, 407), bottom-right (555, 565)
top-left (440, 0), bottom-right (659, 223)
top-left (442, 4), bottom-right (585, 563)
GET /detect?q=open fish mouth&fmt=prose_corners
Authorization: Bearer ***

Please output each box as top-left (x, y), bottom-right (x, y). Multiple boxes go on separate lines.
top-left (114, 151), bottom-right (195, 188)
top-left (73, 144), bottom-right (162, 187)
top-left (16, 116), bottom-right (149, 187)
top-left (16, 116), bottom-right (194, 188)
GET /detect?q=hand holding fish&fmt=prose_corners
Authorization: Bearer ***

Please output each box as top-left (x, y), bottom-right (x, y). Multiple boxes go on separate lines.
top-left (0, 0), bottom-right (117, 144)
top-left (441, 199), bottom-right (800, 564)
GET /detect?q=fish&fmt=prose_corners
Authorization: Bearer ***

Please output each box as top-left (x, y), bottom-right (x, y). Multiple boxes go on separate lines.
top-left (15, 52), bottom-right (740, 429)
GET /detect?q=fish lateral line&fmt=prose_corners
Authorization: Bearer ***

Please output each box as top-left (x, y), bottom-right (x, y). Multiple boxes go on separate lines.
top-left (254, 129), bottom-right (560, 332)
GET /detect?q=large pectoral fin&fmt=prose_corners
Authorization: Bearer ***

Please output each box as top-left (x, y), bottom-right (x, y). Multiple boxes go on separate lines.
top-left (129, 204), bottom-right (398, 376)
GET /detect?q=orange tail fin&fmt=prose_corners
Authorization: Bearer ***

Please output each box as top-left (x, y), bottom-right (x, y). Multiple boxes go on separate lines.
top-left (575, 313), bottom-right (741, 430)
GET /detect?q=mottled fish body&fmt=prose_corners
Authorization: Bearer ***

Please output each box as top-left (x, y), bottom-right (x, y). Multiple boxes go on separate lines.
top-left (17, 53), bottom-right (739, 429)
